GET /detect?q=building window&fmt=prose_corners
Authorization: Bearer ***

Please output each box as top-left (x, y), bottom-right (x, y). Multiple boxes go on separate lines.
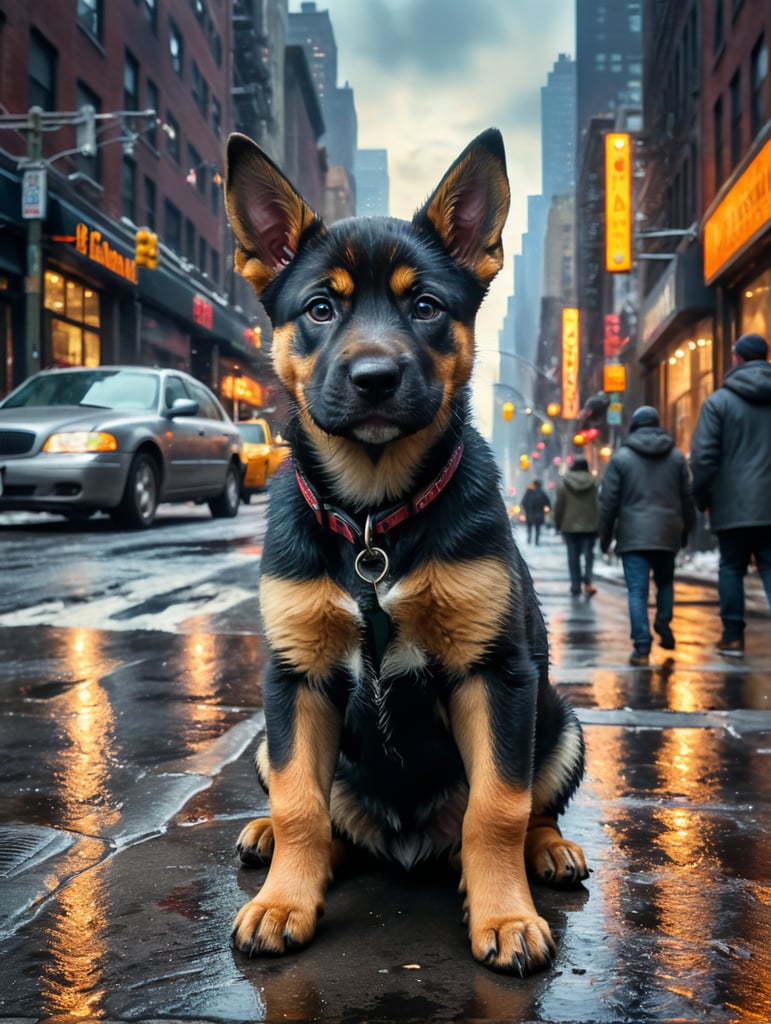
top-left (210, 174), bottom-right (220, 215)
top-left (124, 50), bottom-right (139, 112)
top-left (44, 270), bottom-right (101, 368)
top-left (29, 30), bottom-right (57, 110)
top-left (185, 218), bottom-right (196, 263)
top-left (667, 324), bottom-right (713, 455)
top-left (143, 176), bottom-right (156, 231)
top-left (191, 60), bottom-right (209, 119)
top-left (713, 95), bottom-right (724, 187)
top-left (121, 157), bottom-right (136, 221)
top-left (198, 236), bottom-right (207, 275)
top-left (212, 95), bottom-right (222, 138)
top-left (210, 249), bottom-right (220, 288)
top-left (751, 35), bottom-right (768, 138)
top-left (730, 68), bottom-right (742, 167)
top-left (165, 111), bottom-right (180, 163)
top-left (187, 143), bottom-right (205, 196)
top-left (164, 199), bottom-right (182, 253)
top-left (169, 20), bottom-right (184, 77)
top-left (143, 0), bottom-right (157, 33)
top-left (77, 0), bottom-right (102, 42)
top-left (145, 80), bottom-right (159, 148)
top-left (714, 0), bottom-right (724, 54)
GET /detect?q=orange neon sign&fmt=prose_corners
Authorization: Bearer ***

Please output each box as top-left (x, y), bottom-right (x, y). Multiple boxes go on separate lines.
top-left (603, 364), bottom-right (627, 392)
top-left (75, 222), bottom-right (137, 284)
top-left (605, 133), bottom-right (632, 273)
top-left (704, 138), bottom-right (771, 284)
top-left (562, 307), bottom-right (580, 419)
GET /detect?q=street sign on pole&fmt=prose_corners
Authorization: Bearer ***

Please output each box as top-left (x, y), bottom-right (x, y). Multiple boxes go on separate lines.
top-left (22, 165), bottom-right (47, 219)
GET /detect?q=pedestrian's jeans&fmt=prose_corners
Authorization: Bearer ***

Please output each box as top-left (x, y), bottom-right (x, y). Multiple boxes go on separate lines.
top-left (620, 550), bottom-right (675, 654)
top-left (717, 526), bottom-right (771, 641)
top-left (565, 532), bottom-right (596, 592)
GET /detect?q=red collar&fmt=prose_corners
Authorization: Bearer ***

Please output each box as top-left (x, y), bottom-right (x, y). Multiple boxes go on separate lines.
top-left (294, 442), bottom-right (464, 546)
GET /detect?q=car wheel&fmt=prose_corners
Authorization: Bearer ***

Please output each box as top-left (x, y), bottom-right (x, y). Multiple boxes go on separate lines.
top-left (111, 452), bottom-right (159, 528)
top-left (209, 461), bottom-right (240, 518)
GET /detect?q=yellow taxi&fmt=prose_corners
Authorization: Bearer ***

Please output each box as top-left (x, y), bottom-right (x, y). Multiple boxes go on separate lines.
top-left (237, 418), bottom-right (290, 501)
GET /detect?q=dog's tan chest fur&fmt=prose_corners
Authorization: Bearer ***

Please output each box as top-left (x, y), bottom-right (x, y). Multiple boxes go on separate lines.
top-left (260, 556), bottom-right (510, 684)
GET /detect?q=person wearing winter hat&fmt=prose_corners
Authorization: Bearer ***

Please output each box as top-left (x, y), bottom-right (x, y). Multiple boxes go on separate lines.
top-left (599, 406), bottom-right (696, 666)
top-left (520, 478), bottom-right (551, 545)
top-left (690, 332), bottom-right (771, 657)
top-left (554, 457), bottom-right (600, 596)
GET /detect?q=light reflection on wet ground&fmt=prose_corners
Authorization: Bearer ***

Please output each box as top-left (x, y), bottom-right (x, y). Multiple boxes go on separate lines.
top-left (0, 527), bottom-right (769, 1021)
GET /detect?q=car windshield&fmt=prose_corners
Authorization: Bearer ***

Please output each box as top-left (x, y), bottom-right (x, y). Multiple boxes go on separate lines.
top-left (2, 370), bottom-right (160, 412)
top-left (238, 423), bottom-right (268, 444)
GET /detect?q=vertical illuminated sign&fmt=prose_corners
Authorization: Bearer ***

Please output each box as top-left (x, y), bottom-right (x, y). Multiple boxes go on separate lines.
top-left (562, 307), bottom-right (580, 419)
top-left (605, 132), bottom-right (631, 272)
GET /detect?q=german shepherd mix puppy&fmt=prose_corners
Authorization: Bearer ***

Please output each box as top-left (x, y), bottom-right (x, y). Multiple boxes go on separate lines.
top-left (225, 129), bottom-right (588, 975)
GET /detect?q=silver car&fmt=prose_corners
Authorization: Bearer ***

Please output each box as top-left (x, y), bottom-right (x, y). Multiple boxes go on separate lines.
top-left (0, 366), bottom-right (243, 528)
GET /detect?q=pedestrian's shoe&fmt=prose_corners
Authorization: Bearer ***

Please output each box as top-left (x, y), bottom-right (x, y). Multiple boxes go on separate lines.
top-left (716, 638), bottom-right (744, 658)
top-left (569, 587), bottom-right (581, 596)
top-left (583, 583), bottom-right (597, 596)
top-left (629, 650), bottom-right (650, 666)
top-left (657, 627), bottom-right (675, 650)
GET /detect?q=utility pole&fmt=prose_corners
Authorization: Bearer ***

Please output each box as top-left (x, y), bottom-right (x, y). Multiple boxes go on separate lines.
top-left (1, 105), bottom-right (155, 383)
top-left (22, 107), bottom-right (43, 378)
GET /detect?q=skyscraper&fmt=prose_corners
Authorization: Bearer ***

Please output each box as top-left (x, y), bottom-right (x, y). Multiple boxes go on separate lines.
top-left (541, 53), bottom-right (576, 200)
top-left (354, 150), bottom-right (389, 216)
top-left (288, 2), bottom-right (357, 196)
top-left (576, 0), bottom-right (643, 142)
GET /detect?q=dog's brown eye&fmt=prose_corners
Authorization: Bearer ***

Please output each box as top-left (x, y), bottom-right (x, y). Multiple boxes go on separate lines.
top-left (306, 298), bottom-right (335, 323)
top-left (413, 295), bottom-right (442, 320)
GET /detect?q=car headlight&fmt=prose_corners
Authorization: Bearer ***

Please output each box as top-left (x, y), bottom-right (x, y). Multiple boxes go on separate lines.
top-left (42, 431), bottom-right (119, 453)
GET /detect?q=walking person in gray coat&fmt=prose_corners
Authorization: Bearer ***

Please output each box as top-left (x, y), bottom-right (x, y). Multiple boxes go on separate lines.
top-left (554, 457), bottom-right (600, 597)
top-left (599, 406), bottom-right (696, 666)
top-left (690, 333), bottom-right (771, 657)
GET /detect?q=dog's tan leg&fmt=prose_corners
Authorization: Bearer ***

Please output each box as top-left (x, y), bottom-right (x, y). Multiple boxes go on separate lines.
top-left (232, 687), bottom-right (340, 956)
top-left (525, 814), bottom-right (588, 886)
top-left (450, 676), bottom-right (555, 975)
top-left (237, 816), bottom-right (348, 875)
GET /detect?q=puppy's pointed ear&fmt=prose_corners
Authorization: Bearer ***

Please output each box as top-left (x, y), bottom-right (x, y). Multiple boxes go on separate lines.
top-left (413, 129), bottom-right (510, 288)
top-left (225, 133), bottom-right (324, 295)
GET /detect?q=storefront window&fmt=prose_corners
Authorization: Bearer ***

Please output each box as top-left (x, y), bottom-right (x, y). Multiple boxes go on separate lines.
top-left (44, 270), bottom-right (101, 367)
top-left (740, 266), bottom-right (771, 340)
top-left (665, 319), bottom-right (713, 455)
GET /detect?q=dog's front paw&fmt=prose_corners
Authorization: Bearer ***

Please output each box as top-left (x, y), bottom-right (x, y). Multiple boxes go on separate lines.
top-left (525, 825), bottom-right (588, 887)
top-left (468, 912), bottom-right (556, 975)
top-left (236, 817), bottom-right (275, 866)
top-left (232, 893), bottom-right (321, 956)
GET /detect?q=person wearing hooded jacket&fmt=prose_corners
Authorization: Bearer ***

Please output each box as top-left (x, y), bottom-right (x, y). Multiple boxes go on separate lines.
top-left (690, 332), bottom-right (771, 658)
top-left (554, 457), bottom-right (600, 596)
top-left (599, 406), bottom-right (696, 666)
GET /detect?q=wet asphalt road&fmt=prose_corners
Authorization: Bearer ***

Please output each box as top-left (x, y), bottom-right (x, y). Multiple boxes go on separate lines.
top-left (0, 501), bottom-right (769, 1023)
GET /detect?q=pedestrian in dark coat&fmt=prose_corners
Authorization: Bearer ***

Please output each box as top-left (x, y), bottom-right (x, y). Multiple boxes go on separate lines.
top-left (598, 406), bottom-right (695, 665)
top-left (520, 479), bottom-right (551, 545)
top-left (554, 457), bottom-right (599, 597)
top-left (690, 333), bottom-right (771, 657)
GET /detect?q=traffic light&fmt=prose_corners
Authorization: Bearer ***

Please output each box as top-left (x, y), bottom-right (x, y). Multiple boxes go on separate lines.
top-left (502, 401), bottom-right (515, 421)
top-left (135, 228), bottom-right (159, 269)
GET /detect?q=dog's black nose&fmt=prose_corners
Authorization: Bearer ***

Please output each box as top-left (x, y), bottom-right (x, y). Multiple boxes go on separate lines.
top-left (349, 357), bottom-right (402, 401)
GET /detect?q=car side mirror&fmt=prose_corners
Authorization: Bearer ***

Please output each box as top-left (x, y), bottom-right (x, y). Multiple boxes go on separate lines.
top-left (167, 398), bottom-right (199, 418)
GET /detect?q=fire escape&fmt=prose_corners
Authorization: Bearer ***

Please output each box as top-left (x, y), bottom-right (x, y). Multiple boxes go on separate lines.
top-left (232, 0), bottom-right (274, 144)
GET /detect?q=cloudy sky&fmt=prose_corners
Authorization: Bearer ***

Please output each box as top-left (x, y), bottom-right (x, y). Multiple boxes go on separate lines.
top-left (288, 0), bottom-right (575, 431)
